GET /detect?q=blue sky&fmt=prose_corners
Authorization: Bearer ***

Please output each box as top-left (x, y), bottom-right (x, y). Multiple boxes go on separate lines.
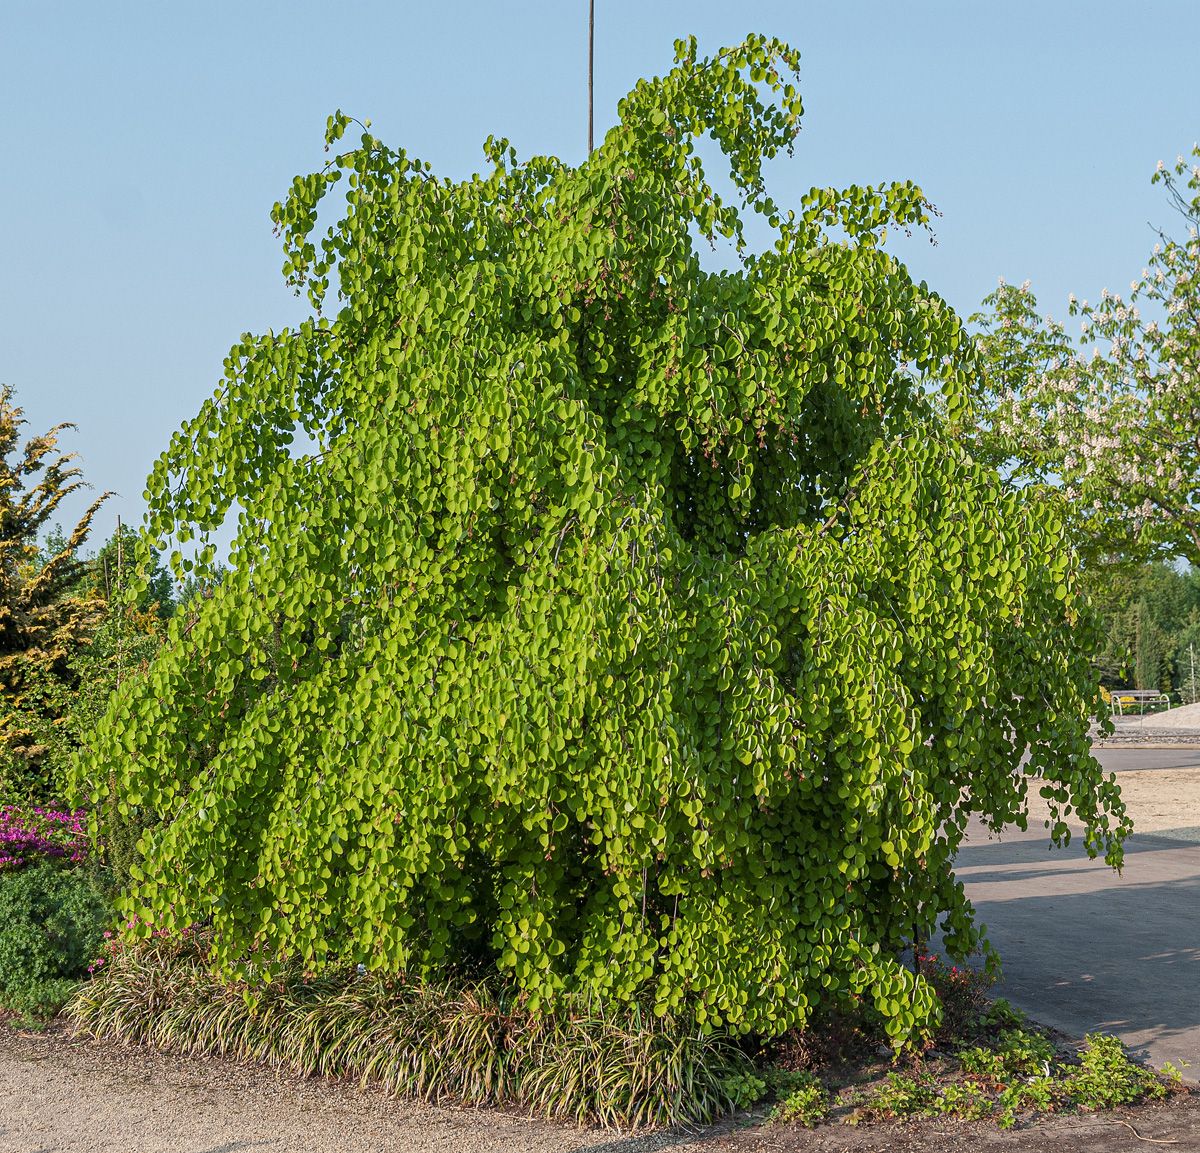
top-left (4, 1), bottom-right (1197, 541)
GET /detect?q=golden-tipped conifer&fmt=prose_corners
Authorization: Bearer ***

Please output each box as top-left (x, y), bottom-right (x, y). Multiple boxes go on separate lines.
top-left (0, 385), bottom-right (109, 795)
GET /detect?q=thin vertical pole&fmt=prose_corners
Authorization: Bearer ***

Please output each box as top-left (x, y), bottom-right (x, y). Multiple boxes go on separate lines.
top-left (587, 0), bottom-right (595, 155)
top-left (116, 515), bottom-right (123, 692)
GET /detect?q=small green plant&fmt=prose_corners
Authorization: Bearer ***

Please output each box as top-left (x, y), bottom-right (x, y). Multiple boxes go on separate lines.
top-left (855, 1070), bottom-right (941, 1120)
top-left (768, 1070), bottom-right (830, 1126)
top-left (959, 1027), bottom-right (1055, 1079)
top-left (0, 860), bottom-right (108, 1020)
top-left (996, 1075), bottom-right (1057, 1128)
top-left (763, 1066), bottom-right (819, 1096)
top-left (979, 996), bottom-right (1026, 1031)
top-left (938, 1079), bottom-right (995, 1120)
top-left (1063, 1034), bottom-right (1171, 1111)
top-left (720, 1071), bottom-right (768, 1110)
top-left (1160, 1061), bottom-right (1186, 1085)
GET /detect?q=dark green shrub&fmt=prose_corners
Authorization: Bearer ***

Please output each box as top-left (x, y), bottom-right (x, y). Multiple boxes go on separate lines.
top-left (0, 861), bottom-right (108, 1019)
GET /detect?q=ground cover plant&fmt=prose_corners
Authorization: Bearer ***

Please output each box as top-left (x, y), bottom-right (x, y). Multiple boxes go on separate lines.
top-left (750, 957), bottom-right (1185, 1132)
top-left (79, 34), bottom-right (1128, 1050)
top-left (833, 1022), bottom-right (1181, 1129)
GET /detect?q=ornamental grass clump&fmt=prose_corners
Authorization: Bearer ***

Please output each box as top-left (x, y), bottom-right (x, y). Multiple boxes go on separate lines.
top-left (69, 936), bottom-right (752, 1128)
top-left (78, 34), bottom-right (1127, 1046)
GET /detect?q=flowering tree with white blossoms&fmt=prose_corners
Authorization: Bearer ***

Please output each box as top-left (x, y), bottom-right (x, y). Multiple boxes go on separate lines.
top-left (965, 146), bottom-right (1200, 567)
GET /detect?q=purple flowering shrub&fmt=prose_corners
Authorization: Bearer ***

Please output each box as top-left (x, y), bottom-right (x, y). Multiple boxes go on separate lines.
top-left (0, 805), bottom-right (109, 1021)
top-left (0, 805), bottom-right (89, 872)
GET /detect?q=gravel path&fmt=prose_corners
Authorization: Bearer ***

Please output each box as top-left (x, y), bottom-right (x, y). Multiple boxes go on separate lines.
top-left (1094, 718), bottom-right (1200, 746)
top-left (4, 1026), bottom-right (1200, 1153)
top-left (0, 1025), bottom-right (676, 1153)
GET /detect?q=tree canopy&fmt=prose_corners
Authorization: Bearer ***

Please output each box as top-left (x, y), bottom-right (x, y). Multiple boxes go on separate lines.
top-left (966, 146), bottom-right (1200, 566)
top-left (83, 36), bottom-right (1126, 1043)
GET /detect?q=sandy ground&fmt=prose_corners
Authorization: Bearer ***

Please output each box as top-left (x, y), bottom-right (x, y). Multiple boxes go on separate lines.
top-left (1112, 701), bottom-right (1200, 730)
top-left (1022, 765), bottom-right (1200, 843)
top-left (1110, 768), bottom-right (1200, 841)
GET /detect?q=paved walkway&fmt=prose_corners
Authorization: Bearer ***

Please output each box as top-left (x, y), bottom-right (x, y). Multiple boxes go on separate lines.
top-left (958, 744), bottom-right (1200, 1076)
top-left (1093, 748), bottom-right (1200, 773)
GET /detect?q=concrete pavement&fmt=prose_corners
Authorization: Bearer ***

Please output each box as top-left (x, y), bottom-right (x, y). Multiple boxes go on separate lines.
top-left (956, 744), bottom-right (1200, 1075)
top-left (957, 824), bottom-right (1200, 1074)
top-left (1093, 747), bottom-right (1200, 773)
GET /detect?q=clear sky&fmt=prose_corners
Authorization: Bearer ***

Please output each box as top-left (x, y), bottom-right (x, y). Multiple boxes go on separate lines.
top-left (4, 1), bottom-right (1198, 541)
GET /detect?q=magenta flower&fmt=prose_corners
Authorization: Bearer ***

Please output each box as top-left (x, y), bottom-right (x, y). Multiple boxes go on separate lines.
top-left (0, 804), bottom-right (89, 872)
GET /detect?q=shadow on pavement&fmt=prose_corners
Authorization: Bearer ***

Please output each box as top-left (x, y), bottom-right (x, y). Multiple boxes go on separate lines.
top-left (954, 832), bottom-right (1200, 1071)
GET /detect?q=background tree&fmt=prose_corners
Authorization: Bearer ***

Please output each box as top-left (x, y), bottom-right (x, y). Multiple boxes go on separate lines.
top-left (83, 37), bottom-right (1126, 1045)
top-left (74, 522), bottom-right (175, 619)
top-left (49, 522), bottom-right (175, 757)
top-left (0, 386), bottom-right (108, 801)
top-left (964, 146), bottom-right (1200, 567)
top-left (1175, 624), bottom-right (1200, 704)
top-left (1088, 562), bottom-right (1200, 696)
top-left (1133, 598), bottom-right (1163, 691)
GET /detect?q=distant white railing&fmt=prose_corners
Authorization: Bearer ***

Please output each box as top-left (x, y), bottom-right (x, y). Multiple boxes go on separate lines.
top-left (1110, 689), bottom-right (1171, 716)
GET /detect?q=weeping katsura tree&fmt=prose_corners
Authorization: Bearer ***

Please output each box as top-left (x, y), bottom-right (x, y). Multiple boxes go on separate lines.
top-left (81, 35), bottom-right (1126, 1043)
